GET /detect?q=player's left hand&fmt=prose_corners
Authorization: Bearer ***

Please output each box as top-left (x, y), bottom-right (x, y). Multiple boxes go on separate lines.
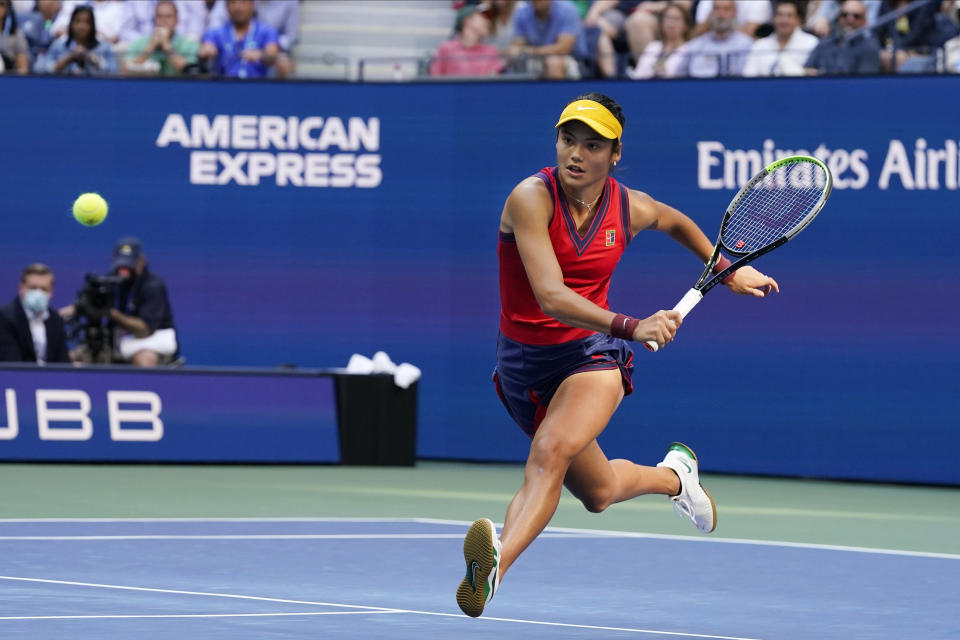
top-left (726, 265), bottom-right (779, 297)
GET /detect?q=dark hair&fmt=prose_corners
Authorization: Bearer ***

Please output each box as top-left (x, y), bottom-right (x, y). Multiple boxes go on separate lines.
top-left (67, 4), bottom-right (98, 49)
top-left (567, 92), bottom-right (625, 152)
top-left (1, 0), bottom-right (18, 36)
top-left (660, 1), bottom-right (693, 37)
top-left (774, 0), bottom-right (806, 22)
top-left (21, 263), bottom-right (53, 283)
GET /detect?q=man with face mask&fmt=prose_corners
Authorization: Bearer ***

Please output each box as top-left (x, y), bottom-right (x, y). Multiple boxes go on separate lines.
top-left (108, 237), bottom-right (179, 367)
top-left (0, 263), bottom-right (70, 364)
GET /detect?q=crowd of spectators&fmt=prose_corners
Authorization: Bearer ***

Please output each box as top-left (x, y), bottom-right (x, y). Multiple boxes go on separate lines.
top-left (0, 0), bottom-right (299, 77)
top-left (430, 0), bottom-right (960, 78)
top-left (3, 0), bottom-right (959, 79)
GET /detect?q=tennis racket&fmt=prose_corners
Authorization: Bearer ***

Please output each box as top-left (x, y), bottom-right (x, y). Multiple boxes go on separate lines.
top-left (645, 155), bottom-right (833, 352)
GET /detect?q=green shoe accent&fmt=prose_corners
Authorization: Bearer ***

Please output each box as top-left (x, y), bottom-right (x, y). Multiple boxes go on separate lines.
top-left (668, 441), bottom-right (697, 461)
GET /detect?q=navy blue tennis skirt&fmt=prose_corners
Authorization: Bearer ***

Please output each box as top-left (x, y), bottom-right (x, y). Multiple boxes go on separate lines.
top-left (493, 331), bottom-right (634, 437)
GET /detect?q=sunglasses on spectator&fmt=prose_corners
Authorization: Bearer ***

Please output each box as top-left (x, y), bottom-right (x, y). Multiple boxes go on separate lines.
top-left (839, 11), bottom-right (864, 18)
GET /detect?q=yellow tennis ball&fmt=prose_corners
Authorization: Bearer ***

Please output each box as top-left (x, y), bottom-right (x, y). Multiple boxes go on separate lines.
top-left (73, 193), bottom-right (108, 226)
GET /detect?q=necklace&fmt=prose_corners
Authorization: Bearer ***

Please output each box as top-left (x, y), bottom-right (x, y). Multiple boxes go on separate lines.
top-left (569, 188), bottom-right (602, 210)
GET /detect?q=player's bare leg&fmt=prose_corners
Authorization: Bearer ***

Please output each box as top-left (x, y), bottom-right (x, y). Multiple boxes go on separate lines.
top-left (562, 441), bottom-right (680, 513)
top-left (497, 368), bottom-right (625, 579)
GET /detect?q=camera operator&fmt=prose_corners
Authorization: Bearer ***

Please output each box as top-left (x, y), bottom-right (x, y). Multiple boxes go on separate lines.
top-left (106, 237), bottom-right (178, 367)
top-left (0, 263), bottom-right (70, 364)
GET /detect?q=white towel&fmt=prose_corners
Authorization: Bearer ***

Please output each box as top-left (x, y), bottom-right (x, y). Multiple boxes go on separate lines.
top-left (346, 353), bottom-right (375, 374)
top-left (371, 350), bottom-right (397, 374)
top-left (347, 351), bottom-right (421, 388)
top-left (393, 362), bottom-right (422, 389)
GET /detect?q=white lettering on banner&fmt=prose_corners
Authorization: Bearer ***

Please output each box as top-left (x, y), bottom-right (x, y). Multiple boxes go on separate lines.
top-left (108, 391), bottom-right (164, 442)
top-left (156, 114), bottom-right (383, 188)
top-left (37, 389), bottom-right (93, 441)
top-left (0, 390), bottom-right (165, 442)
top-left (0, 389), bottom-right (18, 440)
top-left (697, 138), bottom-right (960, 191)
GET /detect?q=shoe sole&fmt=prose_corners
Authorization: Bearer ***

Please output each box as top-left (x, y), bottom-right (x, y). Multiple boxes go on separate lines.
top-left (456, 518), bottom-right (496, 618)
top-left (670, 442), bottom-right (718, 533)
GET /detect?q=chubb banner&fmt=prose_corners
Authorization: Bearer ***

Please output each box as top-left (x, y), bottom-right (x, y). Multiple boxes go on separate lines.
top-left (0, 367), bottom-right (339, 463)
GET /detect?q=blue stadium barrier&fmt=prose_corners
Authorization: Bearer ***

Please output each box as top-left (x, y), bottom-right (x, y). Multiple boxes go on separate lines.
top-left (0, 75), bottom-right (957, 484)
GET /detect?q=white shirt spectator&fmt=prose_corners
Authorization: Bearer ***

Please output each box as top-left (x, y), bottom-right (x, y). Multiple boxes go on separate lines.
top-left (682, 28), bottom-right (755, 77)
top-left (695, 0), bottom-right (772, 30)
top-left (252, 0), bottom-right (299, 51)
top-left (946, 33), bottom-right (960, 72)
top-left (742, 27), bottom-right (819, 76)
top-left (174, 0), bottom-right (217, 42)
top-left (12, 0), bottom-right (32, 16)
top-left (629, 40), bottom-right (691, 78)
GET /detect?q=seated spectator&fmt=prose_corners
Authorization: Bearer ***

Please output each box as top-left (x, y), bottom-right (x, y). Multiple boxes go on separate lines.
top-left (198, 0), bottom-right (278, 78)
top-left (123, 0), bottom-right (198, 75)
top-left (19, 0), bottom-right (64, 65)
top-left (487, 0), bottom-right (519, 51)
top-left (947, 1), bottom-right (960, 72)
top-left (249, 0), bottom-right (297, 78)
top-left (35, 4), bottom-right (117, 74)
top-left (507, 0), bottom-right (587, 79)
top-left (582, 1), bottom-right (642, 78)
top-left (0, 0), bottom-right (30, 73)
top-left (0, 263), bottom-right (70, 364)
top-left (141, 0), bottom-right (223, 43)
top-left (11, 0), bottom-right (32, 15)
top-left (679, 0), bottom-right (754, 77)
top-left (628, 1), bottom-right (692, 78)
top-left (431, 4), bottom-right (504, 76)
top-left (622, 1), bottom-right (693, 65)
top-left (804, 0), bottom-right (880, 74)
top-left (875, 0), bottom-right (940, 72)
top-left (52, 0), bottom-right (128, 46)
top-left (743, 0), bottom-right (819, 76)
top-left (805, 0), bottom-right (882, 36)
top-left (691, 0), bottom-right (772, 38)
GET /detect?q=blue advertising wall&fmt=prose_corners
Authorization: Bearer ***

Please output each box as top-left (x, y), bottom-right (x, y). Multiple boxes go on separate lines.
top-left (0, 365), bottom-right (339, 462)
top-left (0, 75), bottom-right (957, 484)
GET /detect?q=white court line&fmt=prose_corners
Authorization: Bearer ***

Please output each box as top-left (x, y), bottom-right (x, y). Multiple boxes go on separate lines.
top-left (416, 518), bottom-right (960, 561)
top-left (0, 517), bottom-right (412, 523)
top-left (0, 611), bottom-right (401, 620)
top-left (0, 533), bottom-right (592, 541)
top-left (0, 576), bottom-right (761, 640)
top-left (1, 516), bottom-right (956, 560)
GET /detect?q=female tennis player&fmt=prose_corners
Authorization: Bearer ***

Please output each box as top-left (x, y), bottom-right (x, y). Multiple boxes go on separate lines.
top-left (456, 92), bottom-right (779, 618)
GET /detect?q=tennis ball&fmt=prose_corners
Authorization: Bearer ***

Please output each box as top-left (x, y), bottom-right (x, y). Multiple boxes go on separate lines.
top-left (72, 193), bottom-right (108, 226)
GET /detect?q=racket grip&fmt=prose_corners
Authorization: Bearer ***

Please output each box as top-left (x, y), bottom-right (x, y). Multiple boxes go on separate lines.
top-left (643, 288), bottom-right (703, 352)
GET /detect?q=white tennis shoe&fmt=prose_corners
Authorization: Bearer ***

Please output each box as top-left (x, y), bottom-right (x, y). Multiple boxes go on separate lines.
top-left (456, 518), bottom-right (501, 618)
top-left (656, 442), bottom-right (717, 533)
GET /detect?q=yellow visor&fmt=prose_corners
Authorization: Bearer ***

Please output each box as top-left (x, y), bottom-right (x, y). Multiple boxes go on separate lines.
top-left (554, 99), bottom-right (622, 141)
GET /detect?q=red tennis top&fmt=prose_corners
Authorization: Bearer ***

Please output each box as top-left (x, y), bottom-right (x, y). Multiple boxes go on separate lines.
top-left (498, 167), bottom-right (633, 345)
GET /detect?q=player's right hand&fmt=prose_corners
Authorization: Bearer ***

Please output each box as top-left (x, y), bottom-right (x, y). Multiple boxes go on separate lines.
top-left (634, 310), bottom-right (682, 348)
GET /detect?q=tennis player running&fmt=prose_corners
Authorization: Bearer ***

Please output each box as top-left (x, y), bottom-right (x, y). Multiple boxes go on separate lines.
top-left (456, 93), bottom-right (779, 618)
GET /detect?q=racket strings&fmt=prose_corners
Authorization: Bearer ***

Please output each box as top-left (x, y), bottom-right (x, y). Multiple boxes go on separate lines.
top-left (722, 163), bottom-right (826, 254)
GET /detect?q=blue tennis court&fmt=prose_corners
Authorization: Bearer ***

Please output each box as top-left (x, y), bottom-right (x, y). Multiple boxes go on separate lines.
top-left (1, 517), bottom-right (957, 639)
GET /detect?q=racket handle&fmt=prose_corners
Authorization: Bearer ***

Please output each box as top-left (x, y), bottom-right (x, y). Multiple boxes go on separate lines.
top-left (643, 288), bottom-right (703, 352)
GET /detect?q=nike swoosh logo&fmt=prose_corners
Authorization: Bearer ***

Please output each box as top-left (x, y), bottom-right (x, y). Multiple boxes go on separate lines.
top-left (680, 459), bottom-right (692, 473)
top-left (576, 105), bottom-right (598, 111)
top-left (469, 561), bottom-right (480, 592)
